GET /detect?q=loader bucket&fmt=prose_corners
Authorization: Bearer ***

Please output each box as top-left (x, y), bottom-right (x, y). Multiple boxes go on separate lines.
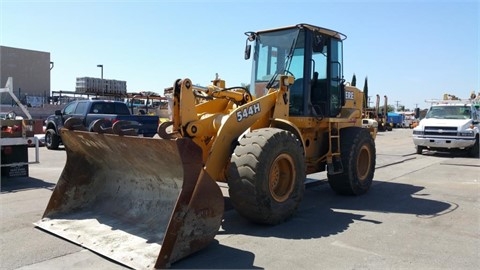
top-left (35, 128), bottom-right (224, 269)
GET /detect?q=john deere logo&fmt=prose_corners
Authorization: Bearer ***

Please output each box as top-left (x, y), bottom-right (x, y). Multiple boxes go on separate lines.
top-left (345, 91), bottom-right (354, 100)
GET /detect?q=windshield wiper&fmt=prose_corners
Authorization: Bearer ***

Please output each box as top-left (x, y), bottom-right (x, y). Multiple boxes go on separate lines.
top-left (266, 38), bottom-right (297, 90)
top-left (265, 73), bottom-right (279, 90)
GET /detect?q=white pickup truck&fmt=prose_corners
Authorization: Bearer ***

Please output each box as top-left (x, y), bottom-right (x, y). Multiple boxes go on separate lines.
top-left (412, 98), bottom-right (480, 157)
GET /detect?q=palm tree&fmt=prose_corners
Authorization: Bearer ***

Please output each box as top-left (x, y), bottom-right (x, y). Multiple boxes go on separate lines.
top-left (363, 76), bottom-right (369, 110)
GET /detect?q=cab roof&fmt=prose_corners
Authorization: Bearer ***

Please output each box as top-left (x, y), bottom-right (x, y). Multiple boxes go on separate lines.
top-left (427, 99), bottom-right (479, 106)
top-left (254, 23), bottom-right (347, 40)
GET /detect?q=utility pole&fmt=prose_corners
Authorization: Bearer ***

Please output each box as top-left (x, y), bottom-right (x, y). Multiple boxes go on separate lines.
top-left (395, 100), bottom-right (400, 110)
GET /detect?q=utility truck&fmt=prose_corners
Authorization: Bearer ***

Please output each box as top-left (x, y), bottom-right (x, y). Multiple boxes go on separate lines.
top-left (412, 93), bottom-right (480, 157)
top-left (1, 77), bottom-right (41, 177)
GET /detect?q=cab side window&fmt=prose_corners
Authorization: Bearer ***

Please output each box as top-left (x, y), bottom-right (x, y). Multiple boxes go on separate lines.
top-left (63, 102), bottom-right (77, 115)
top-left (310, 33), bottom-right (328, 116)
top-left (74, 102), bottom-right (88, 115)
top-left (473, 105), bottom-right (480, 120)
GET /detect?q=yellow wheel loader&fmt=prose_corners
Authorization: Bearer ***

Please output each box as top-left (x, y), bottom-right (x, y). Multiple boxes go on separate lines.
top-left (35, 23), bottom-right (375, 269)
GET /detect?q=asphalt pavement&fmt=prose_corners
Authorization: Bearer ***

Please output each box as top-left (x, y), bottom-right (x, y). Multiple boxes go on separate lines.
top-left (1, 128), bottom-right (479, 269)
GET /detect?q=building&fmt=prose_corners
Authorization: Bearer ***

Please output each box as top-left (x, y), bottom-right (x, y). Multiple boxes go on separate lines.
top-left (0, 46), bottom-right (51, 106)
top-left (75, 77), bottom-right (127, 95)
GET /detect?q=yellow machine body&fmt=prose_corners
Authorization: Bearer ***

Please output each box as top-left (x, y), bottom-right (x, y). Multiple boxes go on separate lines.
top-left (36, 24), bottom-right (376, 269)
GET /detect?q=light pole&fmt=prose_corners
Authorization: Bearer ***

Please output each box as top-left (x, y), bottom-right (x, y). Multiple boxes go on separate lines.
top-left (49, 62), bottom-right (54, 106)
top-left (97, 64), bottom-right (103, 96)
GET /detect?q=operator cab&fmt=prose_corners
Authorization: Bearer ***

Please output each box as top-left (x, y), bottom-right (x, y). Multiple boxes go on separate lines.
top-left (245, 23), bottom-right (347, 118)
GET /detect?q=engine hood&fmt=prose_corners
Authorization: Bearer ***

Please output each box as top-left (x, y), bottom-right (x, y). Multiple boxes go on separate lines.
top-left (417, 118), bottom-right (472, 129)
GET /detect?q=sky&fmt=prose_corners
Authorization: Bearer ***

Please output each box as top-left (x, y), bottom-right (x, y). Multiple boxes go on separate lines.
top-left (0, 0), bottom-right (478, 110)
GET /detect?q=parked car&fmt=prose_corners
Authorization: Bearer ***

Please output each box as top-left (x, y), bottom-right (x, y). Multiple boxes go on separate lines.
top-left (44, 100), bottom-right (159, 150)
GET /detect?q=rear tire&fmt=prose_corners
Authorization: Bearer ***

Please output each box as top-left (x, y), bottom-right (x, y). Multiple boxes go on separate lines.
top-left (45, 129), bottom-right (60, 150)
top-left (327, 127), bottom-right (376, 195)
top-left (228, 128), bottom-right (305, 225)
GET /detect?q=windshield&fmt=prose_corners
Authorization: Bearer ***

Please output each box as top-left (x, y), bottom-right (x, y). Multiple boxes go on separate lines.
top-left (251, 28), bottom-right (301, 97)
top-left (425, 105), bottom-right (471, 119)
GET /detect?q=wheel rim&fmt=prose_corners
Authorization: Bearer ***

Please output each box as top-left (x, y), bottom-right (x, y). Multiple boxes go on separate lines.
top-left (45, 132), bottom-right (51, 145)
top-left (269, 153), bottom-right (295, 202)
top-left (356, 145), bottom-right (371, 182)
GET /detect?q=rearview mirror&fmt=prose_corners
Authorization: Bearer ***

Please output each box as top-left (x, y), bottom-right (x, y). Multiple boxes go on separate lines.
top-left (245, 44), bottom-right (251, 60)
top-left (244, 32), bottom-right (255, 60)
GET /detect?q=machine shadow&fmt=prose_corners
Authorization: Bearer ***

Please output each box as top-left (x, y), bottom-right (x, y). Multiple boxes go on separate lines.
top-left (1, 176), bottom-right (55, 193)
top-left (170, 240), bottom-right (261, 269)
top-left (220, 179), bottom-right (455, 240)
top-left (175, 179), bottom-right (455, 269)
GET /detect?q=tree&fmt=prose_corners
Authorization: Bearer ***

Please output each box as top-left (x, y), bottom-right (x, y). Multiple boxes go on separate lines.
top-left (387, 105), bottom-right (395, 112)
top-left (363, 76), bottom-right (369, 109)
top-left (241, 83), bottom-right (250, 91)
top-left (351, 74), bottom-right (357, 87)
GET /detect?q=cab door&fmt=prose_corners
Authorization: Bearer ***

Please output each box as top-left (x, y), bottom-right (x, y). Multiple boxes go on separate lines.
top-left (327, 38), bottom-right (344, 117)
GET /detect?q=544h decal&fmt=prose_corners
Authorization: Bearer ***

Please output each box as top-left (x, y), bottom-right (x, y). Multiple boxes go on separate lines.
top-left (236, 103), bottom-right (261, 122)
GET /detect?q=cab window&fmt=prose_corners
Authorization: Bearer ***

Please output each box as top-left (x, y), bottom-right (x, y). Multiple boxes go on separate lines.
top-left (63, 102), bottom-right (77, 115)
top-left (74, 102), bottom-right (88, 115)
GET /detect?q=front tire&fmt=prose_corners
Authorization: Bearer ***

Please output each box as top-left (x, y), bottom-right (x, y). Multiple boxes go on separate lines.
top-left (416, 145), bottom-right (424, 155)
top-left (228, 128), bottom-right (305, 225)
top-left (327, 127), bottom-right (376, 195)
top-left (467, 135), bottom-right (479, 158)
top-left (45, 129), bottom-right (60, 150)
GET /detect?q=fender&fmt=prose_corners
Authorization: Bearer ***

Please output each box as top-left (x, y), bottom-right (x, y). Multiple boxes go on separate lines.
top-left (270, 118), bottom-right (305, 153)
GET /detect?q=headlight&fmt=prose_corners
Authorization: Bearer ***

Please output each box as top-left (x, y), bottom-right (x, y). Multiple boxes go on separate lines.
top-left (458, 131), bottom-right (474, 137)
top-left (412, 130), bottom-right (424, 135)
